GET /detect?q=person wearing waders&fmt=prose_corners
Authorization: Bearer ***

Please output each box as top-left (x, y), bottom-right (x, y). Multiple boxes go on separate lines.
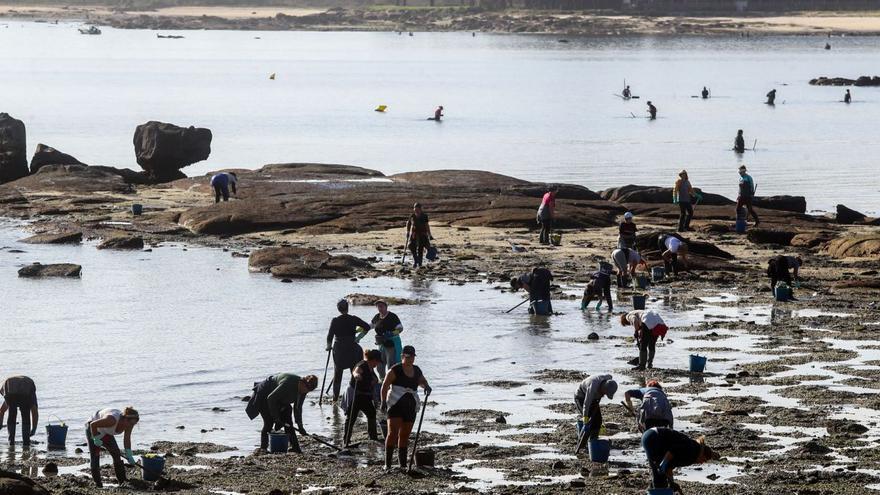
top-left (621, 310), bottom-right (668, 371)
top-left (701, 86), bottom-right (709, 99)
top-left (844, 89), bottom-right (852, 104)
top-left (622, 85), bottom-right (632, 99)
top-left (647, 101), bottom-right (657, 120)
top-left (510, 266), bottom-right (554, 315)
top-left (737, 165), bottom-right (760, 226)
top-left (767, 255), bottom-right (803, 292)
top-left (406, 203), bottom-right (432, 268)
top-left (582, 262), bottom-right (614, 312)
top-left (380, 345), bottom-right (431, 471)
top-left (0, 376), bottom-right (38, 446)
top-left (642, 428), bottom-right (719, 492)
top-left (433, 106), bottom-right (444, 121)
top-left (734, 129), bottom-right (746, 153)
top-left (210, 171), bottom-right (237, 203)
top-left (673, 170), bottom-right (696, 232)
top-left (658, 234), bottom-right (689, 275)
top-left (574, 375), bottom-right (617, 452)
top-left (86, 407), bottom-right (139, 487)
top-left (245, 374), bottom-right (318, 454)
top-left (766, 89), bottom-right (776, 105)
top-left (612, 247), bottom-right (647, 288)
top-left (624, 380), bottom-right (674, 430)
top-left (536, 186), bottom-right (558, 245)
top-left (326, 299), bottom-right (369, 403)
top-left (344, 349), bottom-right (382, 445)
top-left (369, 301), bottom-right (404, 380)
top-left (618, 211), bottom-right (637, 249)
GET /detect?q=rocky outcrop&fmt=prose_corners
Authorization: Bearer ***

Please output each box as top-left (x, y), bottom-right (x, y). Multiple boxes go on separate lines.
top-left (752, 195), bottom-right (806, 214)
top-left (19, 231), bottom-right (82, 245)
top-left (747, 229), bottom-right (797, 246)
top-left (790, 232), bottom-right (836, 249)
top-left (18, 262), bottom-right (82, 278)
top-left (810, 76), bottom-right (880, 87)
top-left (836, 204), bottom-right (867, 225)
top-left (600, 185), bottom-right (732, 206)
top-left (29, 143), bottom-right (84, 174)
top-left (507, 183), bottom-right (602, 201)
top-left (0, 113), bottom-right (28, 183)
top-left (97, 235), bottom-right (144, 250)
top-left (133, 121), bottom-right (212, 182)
top-left (8, 164), bottom-right (131, 194)
top-left (824, 235), bottom-right (880, 259)
top-left (249, 246), bottom-right (372, 279)
top-left (634, 232), bottom-right (739, 271)
top-left (345, 293), bottom-right (422, 306)
top-left (0, 470), bottom-right (50, 495)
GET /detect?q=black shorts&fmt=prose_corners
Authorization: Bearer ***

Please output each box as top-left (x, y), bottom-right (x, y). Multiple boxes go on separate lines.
top-left (387, 394), bottom-right (417, 423)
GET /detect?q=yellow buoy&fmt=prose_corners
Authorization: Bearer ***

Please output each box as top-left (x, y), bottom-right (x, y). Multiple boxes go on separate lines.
top-left (375, 105), bottom-right (388, 112)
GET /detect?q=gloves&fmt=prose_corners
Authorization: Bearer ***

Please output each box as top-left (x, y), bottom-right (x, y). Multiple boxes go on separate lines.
top-left (595, 303), bottom-right (602, 311)
top-left (125, 448), bottom-right (136, 465)
top-left (582, 416), bottom-right (589, 425)
top-left (325, 346), bottom-right (332, 352)
top-left (92, 436), bottom-right (104, 448)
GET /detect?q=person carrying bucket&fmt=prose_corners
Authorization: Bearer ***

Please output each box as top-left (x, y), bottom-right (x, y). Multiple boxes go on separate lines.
top-left (368, 301), bottom-right (404, 380)
top-left (210, 171), bottom-right (237, 203)
top-left (673, 170), bottom-right (696, 232)
top-left (767, 255), bottom-right (802, 290)
top-left (86, 407), bottom-right (139, 487)
top-left (536, 186), bottom-right (558, 245)
top-left (737, 165), bottom-right (760, 227)
top-left (0, 375), bottom-right (38, 446)
top-left (343, 349), bottom-right (383, 445)
top-left (621, 310), bottom-right (668, 371)
top-left (326, 298), bottom-right (369, 403)
top-left (612, 247), bottom-right (647, 288)
top-left (618, 211), bottom-right (637, 250)
top-left (245, 373), bottom-right (318, 454)
top-left (574, 375), bottom-right (617, 452)
top-left (380, 345), bottom-right (431, 471)
top-left (405, 203), bottom-right (433, 268)
top-left (642, 427), bottom-right (719, 492)
top-left (658, 234), bottom-right (688, 275)
top-left (582, 261), bottom-right (614, 312)
top-left (624, 380), bottom-right (674, 430)
top-left (510, 266), bottom-right (554, 315)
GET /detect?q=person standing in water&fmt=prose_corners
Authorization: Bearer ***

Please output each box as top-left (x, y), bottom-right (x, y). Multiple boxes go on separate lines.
top-left (326, 299), bottom-right (369, 403)
top-left (432, 106), bottom-right (443, 121)
top-left (647, 101), bottom-right (657, 120)
top-left (210, 172), bottom-right (237, 203)
top-left (766, 89), bottom-right (777, 105)
top-left (86, 407), bottom-right (139, 487)
top-left (536, 186), bottom-right (558, 245)
top-left (369, 301), bottom-right (404, 379)
top-left (701, 86), bottom-right (709, 99)
top-left (582, 261), bottom-right (614, 312)
top-left (734, 129), bottom-right (746, 153)
top-left (844, 89), bottom-right (852, 104)
top-left (245, 373), bottom-right (318, 454)
top-left (406, 203), bottom-right (432, 268)
top-left (673, 170), bottom-right (696, 232)
top-left (622, 85), bottom-right (632, 99)
top-left (344, 349), bottom-right (383, 445)
top-left (510, 266), bottom-right (554, 315)
top-left (621, 310), bottom-right (668, 371)
top-left (380, 345), bottom-right (431, 471)
top-left (737, 165), bottom-right (760, 226)
top-left (0, 376), bottom-right (38, 446)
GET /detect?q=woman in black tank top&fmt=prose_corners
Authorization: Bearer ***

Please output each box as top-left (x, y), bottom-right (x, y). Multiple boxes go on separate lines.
top-left (380, 345), bottom-right (431, 471)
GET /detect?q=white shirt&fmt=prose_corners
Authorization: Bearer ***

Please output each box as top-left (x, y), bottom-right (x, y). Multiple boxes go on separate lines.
top-left (665, 236), bottom-right (682, 254)
top-left (91, 409), bottom-right (122, 437)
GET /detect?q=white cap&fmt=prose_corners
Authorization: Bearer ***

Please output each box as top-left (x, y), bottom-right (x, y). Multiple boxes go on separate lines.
top-left (624, 212), bottom-right (633, 220)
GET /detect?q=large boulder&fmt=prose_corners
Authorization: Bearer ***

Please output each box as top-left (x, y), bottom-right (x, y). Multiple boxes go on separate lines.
top-left (249, 246), bottom-right (372, 279)
top-left (507, 183), bottom-right (602, 201)
top-left (19, 231), bottom-right (82, 245)
top-left (752, 195), bottom-right (806, 214)
top-left (133, 121), bottom-right (212, 182)
top-left (600, 185), bottom-right (733, 206)
top-left (97, 235), bottom-right (144, 250)
top-left (18, 263), bottom-right (82, 278)
top-left (8, 164), bottom-right (130, 194)
top-left (836, 204), bottom-right (867, 225)
top-left (0, 113), bottom-right (28, 183)
top-left (29, 143), bottom-right (84, 174)
top-left (824, 235), bottom-right (880, 259)
top-left (0, 470), bottom-right (50, 495)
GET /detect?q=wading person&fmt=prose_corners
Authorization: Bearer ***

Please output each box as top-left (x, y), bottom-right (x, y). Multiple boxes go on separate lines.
top-left (647, 101), bottom-right (657, 120)
top-left (642, 428), bottom-right (719, 491)
top-left (612, 247), bottom-right (646, 288)
top-left (737, 165), bottom-right (759, 226)
top-left (574, 375), bottom-right (617, 450)
top-left (210, 171), bottom-right (237, 203)
top-left (369, 301), bottom-right (404, 379)
top-left (380, 345), bottom-right (431, 471)
top-left (86, 407), bottom-right (139, 488)
top-left (624, 380), bottom-right (674, 430)
top-left (658, 234), bottom-right (688, 275)
top-left (510, 266), bottom-right (554, 315)
top-left (582, 261), bottom-right (614, 312)
top-left (326, 299), bottom-right (369, 402)
top-left (344, 349), bottom-right (382, 445)
top-left (766, 89), bottom-right (776, 105)
top-left (621, 310), bottom-right (668, 371)
top-left (406, 203), bottom-right (432, 268)
top-left (767, 255), bottom-right (803, 291)
top-left (623, 85), bottom-right (631, 99)
top-left (673, 170), bottom-right (696, 232)
top-left (618, 211), bottom-right (637, 250)
top-left (431, 105), bottom-right (443, 121)
top-left (245, 373), bottom-right (318, 454)
top-left (0, 376), bottom-right (38, 446)
top-left (844, 89), bottom-right (852, 104)
top-left (701, 86), bottom-right (709, 99)
top-left (536, 186), bottom-right (558, 245)
top-left (734, 129), bottom-right (745, 153)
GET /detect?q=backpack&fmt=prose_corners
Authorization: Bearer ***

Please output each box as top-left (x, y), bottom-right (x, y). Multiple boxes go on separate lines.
top-left (640, 388), bottom-right (673, 425)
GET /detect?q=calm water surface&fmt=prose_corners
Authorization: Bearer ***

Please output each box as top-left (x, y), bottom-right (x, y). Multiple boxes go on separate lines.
top-left (1, 22), bottom-right (879, 213)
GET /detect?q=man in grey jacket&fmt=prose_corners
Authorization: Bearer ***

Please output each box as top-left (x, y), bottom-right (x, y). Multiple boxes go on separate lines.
top-left (574, 374), bottom-right (617, 451)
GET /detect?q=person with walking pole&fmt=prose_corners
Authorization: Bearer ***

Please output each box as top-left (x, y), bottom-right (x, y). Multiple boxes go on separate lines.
top-left (407, 385), bottom-right (431, 473)
top-left (326, 298), bottom-right (369, 403)
top-left (380, 345), bottom-right (431, 471)
top-left (86, 407), bottom-right (139, 487)
top-left (344, 349), bottom-right (383, 445)
top-left (406, 203), bottom-right (432, 268)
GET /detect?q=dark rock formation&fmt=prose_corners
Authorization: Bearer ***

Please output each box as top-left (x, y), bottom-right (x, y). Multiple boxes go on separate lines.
top-left (752, 195), bottom-right (806, 214)
top-left (29, 143), bottom-right (84, 174)
top-left (824, 235), bottom-right (880, 259)
top-left (18, 262), bottom-right (82, 278)
top-left (0, 470), bottom-right (50, 495)
top-left (810, 76), bottom-right (880, 87)
top-left (790, 232), bottom-right (836, 249)
top-left (8, 164), bottom-right (131, 194)
top-left (0, 113), bottom-right (28, 183)
top-left (133, 121), bottom-right (212, 182)
top-left (836, 204), bottom-right (867, 225)
top-left (600, 185), bottom-right (732, 206)
top-left (747, 229), bottom-right (797, 246)
top-left (19, 231), bottom-right (82, 245)
top-left (97, 235), bottom-right (144, 250)
top-left (249, 246), bottom-right (372, 279)
top-left (634, 231), bottom-right (739, 271)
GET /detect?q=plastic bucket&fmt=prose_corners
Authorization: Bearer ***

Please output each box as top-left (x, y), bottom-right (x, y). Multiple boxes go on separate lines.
top-left (690, 354), bottom-right (708, 373)
top-left (651, 266), bottom-right (665, 282)
top-left (550, 233), bottom-right (562, 246)
top-left (774, 285), bottom-right (791, 302)
top-left (141, 455), bottom-right (165, 482)
top-left (588, 439), bottom-right (611, 463)
top-left (131, 204), bottom-right (143, 216)
top-left (647, 489), bottom-right (675, 495)
top-left (415, 449), bottom-right (435, 467)
top-left (735, 217), bottom-right (747, 234)
top-left (268, 432), bottom-right (289, 453)
top-left (531, 300), bottom-right (551, 316)
top-left (632, 295), bottom-right (647, 310)
top-left (636, 275), bottom-right (649, 289)
top-left (45, 424), bottom-right (68, 447)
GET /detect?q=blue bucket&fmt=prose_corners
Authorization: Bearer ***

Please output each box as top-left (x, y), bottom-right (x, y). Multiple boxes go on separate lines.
top-left (636, 275), bottom-right (649, 289)
top-left (651, 266), bottom-right (665, 282)
top-left (131, 204), bottom-right (143, 216)
top-left (531, 300), bottom-right (551, 316)
top-left (588, 439), bottom-right (611, 462)
top-left (647, 489), bottom-right (675, 495)
top-left (45, 424), bottom-right (68, 447)
top-left (141, 455), bottom-right (165, 482)
top-left (268, 432), bottom-right (289, 453)
top-left (735, 217), bottom-right (747, 234)
top-left (690, 354), bottom-right (707, 373)
top-left (774, 285), bottom-right (791, 302)
top-left (632, 295), bottom-right (646, 310)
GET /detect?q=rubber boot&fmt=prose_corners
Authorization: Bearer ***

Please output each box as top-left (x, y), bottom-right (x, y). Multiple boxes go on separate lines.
top-left (385, 447), bottom-right (395, 471)
top-left (398, 444), bottom-right (408, 469)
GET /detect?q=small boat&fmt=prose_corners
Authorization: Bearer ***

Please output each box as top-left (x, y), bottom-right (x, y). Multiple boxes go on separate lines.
top-left (78, 26), bottom-right (101, 35)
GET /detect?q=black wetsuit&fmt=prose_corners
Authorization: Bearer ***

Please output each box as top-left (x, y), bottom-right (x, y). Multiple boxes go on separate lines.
top-left (408, 213), bottom-right (430, 267)
top-left (345, 360), bottom-right (379, 443)
top-left (734, 135), bottom-right (745, 153)
top-left (327, 314), bottom-right (369, 401)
